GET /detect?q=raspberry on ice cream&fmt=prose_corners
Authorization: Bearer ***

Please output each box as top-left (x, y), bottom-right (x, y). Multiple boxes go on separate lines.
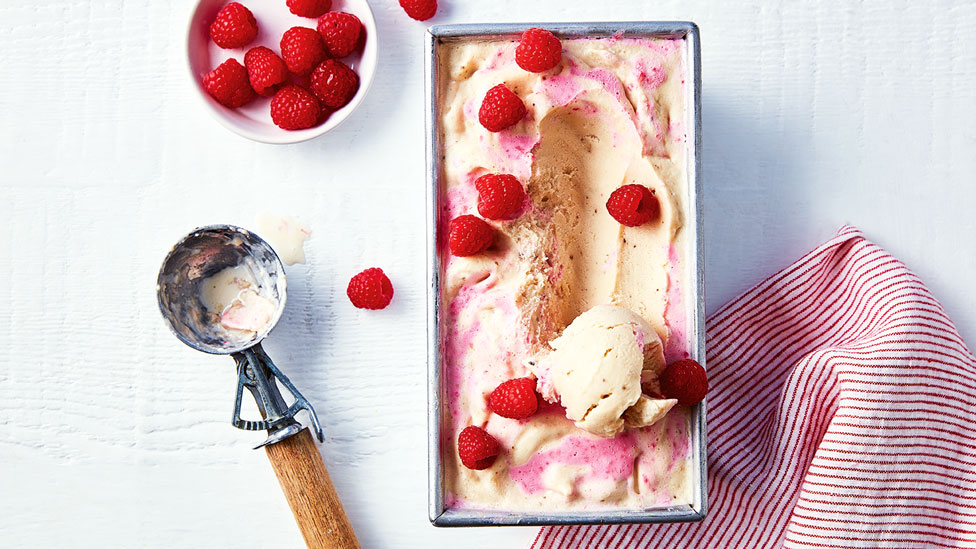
top-left (475, 174), bottom-right (526, 220)
top-left (457, 426), bottom-right (499, 470)
top-left (606, 184), bottom-right (660, 227)
top-left (478, 84), bottom-right (526, 132)
top-left (447, 215), bottom-right (494, 257)
top-left (515, 28), bottom-right (562, 73)
top-left (488, 378), bottom-right (539, 420)
top-left (660, 359), bottom-right (708, 406)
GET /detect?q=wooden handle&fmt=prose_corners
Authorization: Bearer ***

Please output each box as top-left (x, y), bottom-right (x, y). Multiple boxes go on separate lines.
top-left (265, 429), bottom-right (361, 549)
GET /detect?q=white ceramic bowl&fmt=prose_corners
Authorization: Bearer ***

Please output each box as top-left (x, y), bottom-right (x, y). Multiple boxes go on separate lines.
top-left (186, 0), bottom-right (377, 144)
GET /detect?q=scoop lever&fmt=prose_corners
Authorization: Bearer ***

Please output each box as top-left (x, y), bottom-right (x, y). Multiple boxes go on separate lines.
top-left (232, 343), bottom-right (324, 448)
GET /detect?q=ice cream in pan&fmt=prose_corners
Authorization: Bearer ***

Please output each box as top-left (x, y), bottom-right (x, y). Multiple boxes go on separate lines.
top-left (437, 29), bottom-right (705, 511)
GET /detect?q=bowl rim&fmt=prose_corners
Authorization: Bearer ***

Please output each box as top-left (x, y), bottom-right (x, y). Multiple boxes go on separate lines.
top-left (184, 0), bottom-right (378, 145)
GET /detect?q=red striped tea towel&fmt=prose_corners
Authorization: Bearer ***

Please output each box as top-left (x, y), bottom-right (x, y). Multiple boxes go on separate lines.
top-left (533, 226), bottom-right (976, 549)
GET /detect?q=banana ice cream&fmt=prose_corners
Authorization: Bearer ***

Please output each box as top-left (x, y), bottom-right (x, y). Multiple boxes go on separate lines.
top-left (438, 34), bottom-right (694, 511)
top-left (200, 265), bottom-right (276, 340)
top-left (538, 305), bottom-right (675, 438)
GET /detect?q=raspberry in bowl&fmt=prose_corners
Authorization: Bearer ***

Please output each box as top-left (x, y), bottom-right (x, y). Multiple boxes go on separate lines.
top-left (186, 0), bottom-right (377, 144)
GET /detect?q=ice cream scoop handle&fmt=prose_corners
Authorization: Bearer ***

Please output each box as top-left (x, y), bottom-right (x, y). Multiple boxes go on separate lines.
top-left (265, 428), bottom-right (361, 549)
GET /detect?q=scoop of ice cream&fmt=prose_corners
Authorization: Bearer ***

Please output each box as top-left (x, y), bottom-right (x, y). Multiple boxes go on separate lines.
top-left (538, 304), bottom-right (668, 437)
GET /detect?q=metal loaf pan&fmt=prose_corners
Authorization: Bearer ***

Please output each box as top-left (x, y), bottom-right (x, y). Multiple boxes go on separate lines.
top-left (426, 22), bottom-right (705, 527)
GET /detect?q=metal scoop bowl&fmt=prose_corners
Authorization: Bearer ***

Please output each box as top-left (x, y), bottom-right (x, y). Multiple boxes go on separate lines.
top-left (157, 224), bottom-right (286, 355)
top-left (157, 225), bottom-right (359, 549)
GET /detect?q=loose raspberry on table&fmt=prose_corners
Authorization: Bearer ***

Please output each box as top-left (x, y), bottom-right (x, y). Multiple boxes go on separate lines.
top-left (488, 378), bottom-right (539, 420)
top-left (399, 0), bottom-right (437, 21)
top-left (209, 2), bottom-right (258, 49)
top-left (310, 59), bottom-right (360, 110)
top-left (270, 85), bottom-right (322, 130)
top-left (346, 267), bottom-right (394, 310)
top-left (478, 84), bottom-right (526, 132)
top-left (243, 46), bottom-right (288, 97)
top-left (280, 26), bottom-right (327, 76)
top-left (316, 11), bottom-right (362, 58)
top-left (287, 0), bottom-right (332, 18)
top-left (660, 359), bottom-right (708, 406)
top-left (475, 174), bottom-right (526, 220)
top-left (447, 215), bottom-right (495, 257)
top-left (203, 59), bottom-right (256, 108)
top-left (606, 184), bottom-right (660, 227)
top-left (515, 27), bottom-right (562, 73)
top-left (457, 426), bottom-right (499, 470)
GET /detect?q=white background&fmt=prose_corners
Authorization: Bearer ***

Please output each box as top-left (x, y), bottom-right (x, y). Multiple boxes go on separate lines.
top-left (1, 1), bottom-right (974, 548)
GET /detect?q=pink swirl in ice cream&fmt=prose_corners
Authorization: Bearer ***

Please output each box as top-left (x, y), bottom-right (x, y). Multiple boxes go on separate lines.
top-left (438, 35), bottom-right (693, 511)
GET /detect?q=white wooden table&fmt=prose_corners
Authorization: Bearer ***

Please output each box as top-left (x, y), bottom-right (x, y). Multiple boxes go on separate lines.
top-left (1, 1), bottom-right (974, 547)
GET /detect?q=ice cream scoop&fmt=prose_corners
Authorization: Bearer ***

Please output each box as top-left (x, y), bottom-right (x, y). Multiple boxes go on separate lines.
top-left (156, 225), bottom-right (359, 549)
top-left (535, 304), bottom-right (675, 437)
top-left (157, 225), bottom-right (286, 354)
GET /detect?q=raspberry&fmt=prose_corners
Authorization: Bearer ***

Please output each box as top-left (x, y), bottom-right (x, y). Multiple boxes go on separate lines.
top-left (280, 26), bottom-right (327, 76)
top-left (287, 0), bottom-right (332, 18)
top-left (346, 268), bottom-right (394, 310)
top-left (478, 84), bottom-right (526, 132)
top-left (515, 28), bottom-right (562, 73)
top-left (399, 0), bottom-right (437, 21)
top-left (660, 359), bottom-right (708, 406)
top-left (209, 2), bottom-right (258, 49)
top-left (243, 46), bottom-right (288, 97)
top-left (457, 426), bottom-right (499, 470)
top-left (447, 215), bottom-right (494, 257)
top-left (270, 85), bottom-right (322, 130)
top-left (475, 174), bottom-right (526, 220)
top-left (606, 184), bottom-right (660, 227)
top-left (310, 59), bottom-right (360, 110)
top-left (203, 59), bottom-right (256, 108)
top-left (316, 12), bottom-right (362, 58)
top-left (488, 378), bottom-right (538, 419)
